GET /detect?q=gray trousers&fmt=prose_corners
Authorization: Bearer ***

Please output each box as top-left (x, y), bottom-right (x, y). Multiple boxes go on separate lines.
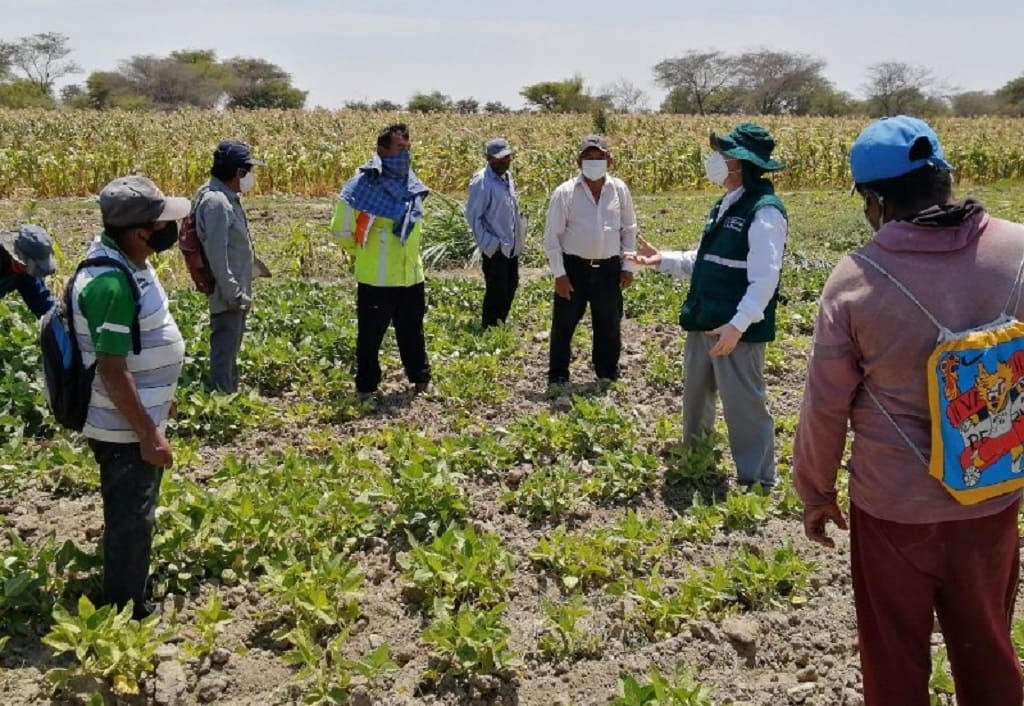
top-left (682, 331), bottom-right (776, 487)
top-left (209, 309), bottom-right (247, 393)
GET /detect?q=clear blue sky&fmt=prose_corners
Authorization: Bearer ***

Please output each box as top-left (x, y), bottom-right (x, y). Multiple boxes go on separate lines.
top-left (2, 0), bottom-right (1022, 109)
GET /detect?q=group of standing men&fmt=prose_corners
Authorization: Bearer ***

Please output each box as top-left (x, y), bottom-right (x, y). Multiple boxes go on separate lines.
top-left (3, 116), bottom-right (1023, 705)
top-left (1, 141), bottom-right (264, 619)
top-left (463, 124), bottom-right (785, 490)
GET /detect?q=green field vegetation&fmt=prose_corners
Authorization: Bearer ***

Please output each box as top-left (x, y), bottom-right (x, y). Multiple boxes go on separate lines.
top-left (2, 179), bottom-right (1024, 703)
top-left (2, 111), bottom-right (1024, 199)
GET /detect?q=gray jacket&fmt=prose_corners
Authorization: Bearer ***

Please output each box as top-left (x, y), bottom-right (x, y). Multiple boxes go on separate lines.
top-left (194, 177), bottom-right (254, 314)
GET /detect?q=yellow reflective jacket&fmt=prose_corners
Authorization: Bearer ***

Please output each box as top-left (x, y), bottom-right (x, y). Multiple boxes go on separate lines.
top-left (330, 199), bottom-right (424, 287)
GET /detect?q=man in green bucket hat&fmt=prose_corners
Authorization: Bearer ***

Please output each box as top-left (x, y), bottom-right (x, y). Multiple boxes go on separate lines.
top-left (627, 122), bottom-right (788, 492)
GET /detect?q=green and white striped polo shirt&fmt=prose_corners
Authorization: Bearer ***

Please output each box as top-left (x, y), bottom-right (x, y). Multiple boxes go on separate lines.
top-left (71, 234), bottom-right (185, 443)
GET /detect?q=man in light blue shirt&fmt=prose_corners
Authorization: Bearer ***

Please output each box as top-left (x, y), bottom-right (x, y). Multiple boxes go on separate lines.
top-left (465, 138), bottom-right (524, 329)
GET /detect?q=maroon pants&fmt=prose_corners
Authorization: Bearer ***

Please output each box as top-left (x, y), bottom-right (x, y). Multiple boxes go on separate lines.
top-left (851, 500), bottom-right (1023, 706)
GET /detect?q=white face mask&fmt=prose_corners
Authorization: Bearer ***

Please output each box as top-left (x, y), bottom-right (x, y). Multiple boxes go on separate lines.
top-left (704, 151), bottom-right (730, 186)
top-left (862, 192), bottom-right (885, 232)
top-left (580, 159), bottom-right (608, 181)
top-left (239, 171), bottom-right (257, 193)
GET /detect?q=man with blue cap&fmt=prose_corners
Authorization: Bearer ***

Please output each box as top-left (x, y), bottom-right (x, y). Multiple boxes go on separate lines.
top-left (628, 123), bottom-right (788, 492)
top-left (465, 137), bottom-right (525, 329)
top-left (192, 139), bottom-right (265, 393)
top-left (794, 116), bottom-right (1024, 705)
top-left (0, 224), bottom-right (57, 318)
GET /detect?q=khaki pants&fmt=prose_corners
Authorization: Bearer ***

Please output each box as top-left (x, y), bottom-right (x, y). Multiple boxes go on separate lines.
top-left (682, 330), bottom-right (775, 487)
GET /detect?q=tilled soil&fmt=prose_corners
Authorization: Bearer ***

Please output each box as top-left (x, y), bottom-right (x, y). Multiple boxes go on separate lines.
top-left (4, 195), bottom-right (1020, 706)
top-left (3, 312), bottom-right (901, 706)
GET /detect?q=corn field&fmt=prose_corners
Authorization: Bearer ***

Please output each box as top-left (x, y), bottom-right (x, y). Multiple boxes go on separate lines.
top-left (1, 110), bottom-right (1022, 198)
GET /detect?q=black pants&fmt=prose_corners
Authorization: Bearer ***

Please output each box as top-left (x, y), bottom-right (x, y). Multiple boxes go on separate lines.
top-left (89, 440), bottom-right (163, 617)
top-left (356, 282), bottom-right (431, 393)
top-left (481, 252), bottom-right (519, 328)
top-left (548, 255), bottom-right (623, 383)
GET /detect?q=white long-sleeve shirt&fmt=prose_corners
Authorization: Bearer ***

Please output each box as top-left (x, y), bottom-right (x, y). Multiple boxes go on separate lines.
top-left (544, 174), bottom-right (638, 278)
top-left (658, 187), bottom-right (787, 333)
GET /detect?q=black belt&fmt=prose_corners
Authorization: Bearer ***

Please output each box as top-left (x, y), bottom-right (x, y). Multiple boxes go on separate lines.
top-left (564, 254), bottom-right (619, 268)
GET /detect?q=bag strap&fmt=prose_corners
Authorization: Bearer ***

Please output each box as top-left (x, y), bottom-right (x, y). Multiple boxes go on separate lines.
top-left (850, 251), bottom-right (947, 469)
top-left (854, 246), bottom-right (1024, 331)
top-left (849, 252), bottom-right (952, 338)
top-left (1002, 247), bottom-right (1024, 317)
top-left (68, 256), bottom-right (143, 355)
top-left (860, 385), bottom-right (930, 468)
top-left (852, 246), bottom-right (1024, 470)
top-left (191, 184), bottom-right (210, 219)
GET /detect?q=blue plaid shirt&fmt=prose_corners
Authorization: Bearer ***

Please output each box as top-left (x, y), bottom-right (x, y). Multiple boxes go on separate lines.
top-left (340, 155), bottom-right (429, 242)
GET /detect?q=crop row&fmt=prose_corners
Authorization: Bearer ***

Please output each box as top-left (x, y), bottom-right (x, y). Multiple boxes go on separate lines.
top-left (1, 111), bottom-right (1023, 197)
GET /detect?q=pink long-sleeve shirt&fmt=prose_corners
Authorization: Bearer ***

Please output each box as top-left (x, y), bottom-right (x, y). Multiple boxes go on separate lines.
top-left (794, 205), bottom-right (1024, 524)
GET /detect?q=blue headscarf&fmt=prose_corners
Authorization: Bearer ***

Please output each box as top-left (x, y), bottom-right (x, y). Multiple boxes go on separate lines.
top-left (340, 151), bottom-right (429, 243)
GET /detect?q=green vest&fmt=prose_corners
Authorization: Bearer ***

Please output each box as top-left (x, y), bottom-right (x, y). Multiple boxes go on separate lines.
top-left (679, 183), bottom-right (786, 343)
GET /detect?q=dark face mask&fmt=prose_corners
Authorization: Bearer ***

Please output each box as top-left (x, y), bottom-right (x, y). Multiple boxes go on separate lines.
top-left (489, 158), bottom-right (511, 176)
top-left (380, 150), bottom-right (411, 180)
top-left (147, 221), bottom-right (179, 253)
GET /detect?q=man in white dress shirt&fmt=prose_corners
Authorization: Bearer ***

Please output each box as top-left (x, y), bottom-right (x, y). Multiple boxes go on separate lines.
top-left (628, 123), bottom-right (787, 491)
top-left (543, 135), bottom-right (638, 388)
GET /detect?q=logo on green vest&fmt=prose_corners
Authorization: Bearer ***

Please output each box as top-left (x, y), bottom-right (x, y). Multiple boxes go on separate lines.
top-left (723, 217), bottom-right (746, 232)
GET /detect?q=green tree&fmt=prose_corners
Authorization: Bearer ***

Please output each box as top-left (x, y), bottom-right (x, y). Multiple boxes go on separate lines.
top-left (230, 79), bottom-right (305, 109)
top-left (224, 56), bottom-right (306, 109)
top-left (454, 97), bottom-right (479, 114)
top-left (995, 75), bottom-right (1024, 116)
top-left (951, 90), bottom-right (1000, 116)
top-left (0, 45), bottom-right (10, 81)
top-left (0, 32), bottom-right (80, 93)
top-left (807, 87), bottom-right (861, 116)
top-left (59, 83), bottom-right (87, 107)
top-left (653, 50), bottom-right (737, 115)
top-left (659, 84), bottom-right (743, 115)
top-left (520, 75), bottom-right (605, 113)
top-left (408, 91), bottom-right (452, 113)
top-left (483, 101), bottom-right (511, 114)
top-left (863, 61), bottom-right (947, 117)
top-left (735, 50), bottom-right (830, 115)
top-left (0, 78), bottom-right (56, 108)
top-left (371, 99), bottom-right (402, 111)
top-left (118, 54), bottom-right (224, 108)
top-left (77, 71), bottom-right (137, 109)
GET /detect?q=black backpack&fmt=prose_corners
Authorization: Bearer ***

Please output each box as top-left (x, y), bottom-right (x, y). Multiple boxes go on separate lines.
top-left (40, 256), bottom-right (141, 431)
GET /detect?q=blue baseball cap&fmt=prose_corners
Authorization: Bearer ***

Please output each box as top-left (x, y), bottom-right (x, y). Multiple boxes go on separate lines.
top-left (850, 116), bottom-right (953, 185)
top-left (485, 138), bottom-right (513, 159)
top-left (213, 139), bottom-right (265, 170)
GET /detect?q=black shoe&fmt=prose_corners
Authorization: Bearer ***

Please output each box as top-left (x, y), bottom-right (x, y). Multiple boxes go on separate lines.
top-left (132, 601), bottom-right (160, 621)
top-left (546, 380), bottom-right (570, 398)
top-left (413, 381), bottom-right (433, 395)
